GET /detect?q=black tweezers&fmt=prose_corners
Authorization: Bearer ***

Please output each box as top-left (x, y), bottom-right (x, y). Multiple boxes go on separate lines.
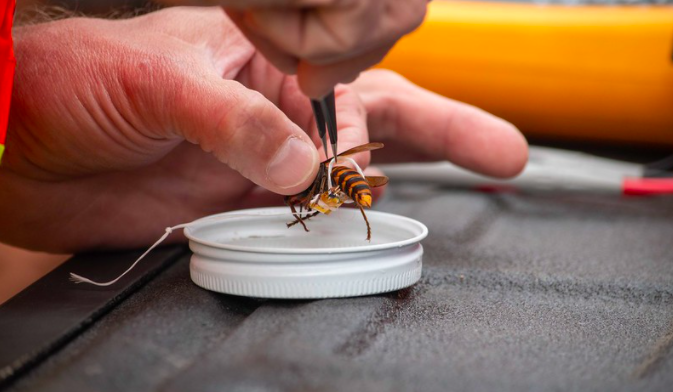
top-left (310, 90), bottom-right (338, 159)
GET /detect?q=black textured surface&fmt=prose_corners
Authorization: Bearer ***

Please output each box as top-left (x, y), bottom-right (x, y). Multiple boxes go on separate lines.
top-left (5, 185), bottom-right (673, 392)
top-left (0, 246), bottom-right (186, 388)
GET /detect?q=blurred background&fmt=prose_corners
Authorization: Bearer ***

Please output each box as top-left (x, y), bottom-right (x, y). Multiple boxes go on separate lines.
top-left (14, 0), bottom-right (673, 149)
top-left (378, 1), bottom-right (673, 151)
top-left (3, 0), bottom-right (672, 303)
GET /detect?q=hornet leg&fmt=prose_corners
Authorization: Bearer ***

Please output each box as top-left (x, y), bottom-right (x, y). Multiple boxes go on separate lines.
top-left (287, 211), bottom-right (320, 229)
top-left (358, 205), bottom-right (371, 241)
top-left (288, 204), bottom-right (309, 232)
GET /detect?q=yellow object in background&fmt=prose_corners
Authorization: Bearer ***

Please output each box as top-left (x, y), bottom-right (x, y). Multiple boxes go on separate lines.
top-left (379, 1), bottom-right (673, 146)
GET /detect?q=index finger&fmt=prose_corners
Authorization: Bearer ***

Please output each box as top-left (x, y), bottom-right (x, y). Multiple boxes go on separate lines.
top-left (351, 70), bottom-right (528, 178)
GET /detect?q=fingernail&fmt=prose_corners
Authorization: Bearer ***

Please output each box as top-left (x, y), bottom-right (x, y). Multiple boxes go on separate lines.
top-left (267, 138), bottom-right (318, 189)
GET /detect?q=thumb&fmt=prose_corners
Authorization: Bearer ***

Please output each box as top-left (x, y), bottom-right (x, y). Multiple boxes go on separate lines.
top-left (165, 75), bottom-right (319, 195)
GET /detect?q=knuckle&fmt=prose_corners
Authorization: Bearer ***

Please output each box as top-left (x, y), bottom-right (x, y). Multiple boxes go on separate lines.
top-left (367, 69), bottom-right (407, 85)
top-left (388, 0), bottom-right (428, 35)
top-left (120, 52), bottom-right (179, 109)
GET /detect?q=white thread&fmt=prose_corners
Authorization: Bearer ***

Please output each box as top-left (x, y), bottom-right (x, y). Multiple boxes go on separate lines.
top-left (327, 156), bottom-right (366, 188)
top-left (69, 211), bottom-right (308, 287)
top-left (327, 157), bottom-right (336, 188)
top-left (342, 157), bottom-right (366, 178)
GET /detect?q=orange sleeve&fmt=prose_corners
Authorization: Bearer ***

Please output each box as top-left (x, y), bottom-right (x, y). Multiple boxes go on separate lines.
top-left (0, 0), bottom-right (16, 162)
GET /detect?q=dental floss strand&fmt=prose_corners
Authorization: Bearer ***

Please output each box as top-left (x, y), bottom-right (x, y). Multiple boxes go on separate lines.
top-left (69, 224), bottom-right (190, 287)
top-left (69, 211), bottom-right (314, 287)
top-left (327, 156), bottom-right (366, 190)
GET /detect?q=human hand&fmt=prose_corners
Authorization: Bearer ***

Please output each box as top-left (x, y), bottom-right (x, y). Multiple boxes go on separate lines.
top-left (159, 0), bottom-right (429, 98)
top-left (0, 7), bottom-right (526, 252)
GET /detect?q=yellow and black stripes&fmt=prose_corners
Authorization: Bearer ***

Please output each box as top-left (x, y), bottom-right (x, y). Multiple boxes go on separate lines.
top-left (331, 165), bottom-right (372, 207)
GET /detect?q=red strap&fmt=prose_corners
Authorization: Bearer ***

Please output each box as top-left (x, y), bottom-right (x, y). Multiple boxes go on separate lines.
top-left (0, 0), bottom-right (16, 153)
top-left (623, 178), bottom-right (673, 196)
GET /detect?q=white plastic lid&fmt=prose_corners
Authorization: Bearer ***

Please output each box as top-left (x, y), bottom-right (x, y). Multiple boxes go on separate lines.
top-left (184, 207), bottom-right (428, 299)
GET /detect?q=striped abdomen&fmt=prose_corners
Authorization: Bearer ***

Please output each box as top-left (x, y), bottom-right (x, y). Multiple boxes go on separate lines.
top-left (331, 165), bottom-right (372, 207)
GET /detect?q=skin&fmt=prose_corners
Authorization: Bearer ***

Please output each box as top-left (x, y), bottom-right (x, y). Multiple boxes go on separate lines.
top-left (0, 7), bottom-right (527, 253)
top-left (160, 0), bottom-right (430, 97)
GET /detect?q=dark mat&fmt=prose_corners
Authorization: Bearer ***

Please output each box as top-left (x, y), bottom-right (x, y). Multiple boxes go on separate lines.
top-left (4, 186), bottom-right (673, 392)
